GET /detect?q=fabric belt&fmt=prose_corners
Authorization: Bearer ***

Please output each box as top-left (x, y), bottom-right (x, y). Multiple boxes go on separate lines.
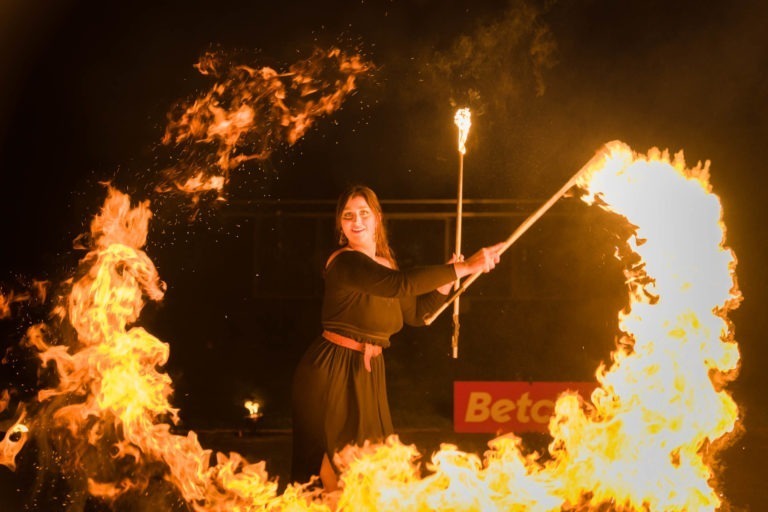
top-left (322, 330), bottom-right (382, 373)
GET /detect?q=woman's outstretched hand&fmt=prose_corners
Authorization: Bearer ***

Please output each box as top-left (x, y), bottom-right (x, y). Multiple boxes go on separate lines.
top-left (453, 242), bottom-right (504, 279)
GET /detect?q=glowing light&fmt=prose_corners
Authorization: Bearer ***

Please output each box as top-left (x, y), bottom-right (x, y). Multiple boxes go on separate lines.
top-left (244, 400), bottom-right (260, 415)
top-left (245, 400), bottom-right (262, 419)
top-left (0, 418), bottom-right (29, 471)
top-left (174, 172), bottom-right (226, 196)
top-left (454, 107), bottom-right (471, 155)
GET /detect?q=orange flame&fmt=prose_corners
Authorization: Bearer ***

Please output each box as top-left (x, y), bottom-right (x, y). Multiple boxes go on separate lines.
top-left (0, 291), bottom-right (18, 319)
top-left (157, 47), bottom-right (373, 201)
top-left (0, 280), bottom-right (48, 319)
top-left (175, 172), bottom-right (226, 196)
top-left (454, 107), bottom-right (471, 155)
top-left (2, 187), bottom-right (330, 509)
top-left (0, 414), bottom-right (28, 471)
top-left (245, 400), bottom-right (261, 416)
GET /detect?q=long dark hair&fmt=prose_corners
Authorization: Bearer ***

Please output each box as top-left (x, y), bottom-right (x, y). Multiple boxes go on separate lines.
top-left (335, 185), bottom-right (397, 268)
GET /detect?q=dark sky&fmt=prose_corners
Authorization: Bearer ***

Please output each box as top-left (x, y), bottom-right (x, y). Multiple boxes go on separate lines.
top-left (1, 2), bottom-right (765, 251)
top-left (0, 0), bottom-right (766, 430)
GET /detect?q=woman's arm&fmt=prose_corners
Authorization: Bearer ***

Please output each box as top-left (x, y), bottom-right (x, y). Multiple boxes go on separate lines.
top-left (400, 291), bottom-right (448, 326)
top-left (327, 243), bottom-right (503, 298)
top-left (327, 250), bottom-right (456, 297)
top-left (401, 242), bottom-right (506, 325)
top-left (452, 242), bottom-right (504, 279)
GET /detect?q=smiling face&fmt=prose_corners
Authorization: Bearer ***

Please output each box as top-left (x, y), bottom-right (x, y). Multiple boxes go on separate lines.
top-left (340, 195), bottom-right (378, 253)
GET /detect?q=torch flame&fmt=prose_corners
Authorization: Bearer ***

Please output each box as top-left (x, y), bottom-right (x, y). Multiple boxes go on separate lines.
top-left (454, 107), bottom-right (471, 155)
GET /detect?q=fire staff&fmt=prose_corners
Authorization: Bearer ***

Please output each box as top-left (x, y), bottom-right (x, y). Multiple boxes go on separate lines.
top-left (290, 185), bottom-right (502, 491)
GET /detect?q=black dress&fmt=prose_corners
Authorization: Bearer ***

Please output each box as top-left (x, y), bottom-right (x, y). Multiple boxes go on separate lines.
top-left (290, 250), bottom-right (456, 484)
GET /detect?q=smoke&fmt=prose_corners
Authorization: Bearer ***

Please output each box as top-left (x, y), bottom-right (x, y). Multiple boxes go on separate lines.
top-left (406, 0), bottom-right (558, 118)
top-left (362, 0), bottom-right (561, 198)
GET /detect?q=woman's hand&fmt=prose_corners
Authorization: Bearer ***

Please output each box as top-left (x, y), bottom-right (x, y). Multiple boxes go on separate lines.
top-left (453, 242), bottom-right (504, 279)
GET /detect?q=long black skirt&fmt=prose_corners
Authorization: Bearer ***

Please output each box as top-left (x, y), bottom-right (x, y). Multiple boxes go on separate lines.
top-left (290, 335), bottom-right (393, 485)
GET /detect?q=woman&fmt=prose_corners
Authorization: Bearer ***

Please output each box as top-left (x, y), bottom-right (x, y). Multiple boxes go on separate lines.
top-left (290, 185), bottom-right (502, 490)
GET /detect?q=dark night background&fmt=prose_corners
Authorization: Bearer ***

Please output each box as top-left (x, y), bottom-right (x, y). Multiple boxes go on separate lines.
top-left (0, 0), bottom-right (766, 509)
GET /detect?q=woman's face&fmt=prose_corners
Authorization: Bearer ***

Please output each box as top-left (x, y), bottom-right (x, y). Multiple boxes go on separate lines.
top-left (340, 195), bottom-right (377, 250)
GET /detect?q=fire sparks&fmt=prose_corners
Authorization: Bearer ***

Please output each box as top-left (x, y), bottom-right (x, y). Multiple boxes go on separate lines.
top-left (157, 47), bottom-right (373, 201)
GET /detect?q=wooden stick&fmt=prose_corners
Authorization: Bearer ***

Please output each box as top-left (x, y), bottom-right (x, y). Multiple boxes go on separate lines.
top-left (424, 165), bottom-right (590, 326)
top-left (451, 149), bottom-right (464, 358)
top-left (450, 108), bottom-right (471, 358)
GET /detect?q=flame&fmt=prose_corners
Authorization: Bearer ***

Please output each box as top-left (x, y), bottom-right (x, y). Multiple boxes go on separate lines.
top-left (0, 415), bottom-right (29, 471)
top-left (0, 291), bottom-right (18, 319)
top-left (0, 389), bottom-right (9, 413)
top-left (157, 47), bottom-right (373, 202)
top-left (175, 172), bottom-right (226, 196)
top-left (454, 107), bottom-right (471, 155)
top-left (0, 140), bottom-right (740, 511)
top-left (245, 400), bottom-right (261, 416)
top-left (0, 186), bottom-right (333, 510)
top-left (553, 140), bottom-right (741, 509)
top-left (0, 280), bottom-right (48, 319)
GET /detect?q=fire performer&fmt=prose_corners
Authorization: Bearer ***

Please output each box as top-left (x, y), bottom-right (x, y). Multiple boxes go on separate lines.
top-left (290, 185), bottom-right (502, 491)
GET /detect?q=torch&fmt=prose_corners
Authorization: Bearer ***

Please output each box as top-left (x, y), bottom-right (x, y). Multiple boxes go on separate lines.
top-left (425, 163), bottom-right (592, 326)
top-left (451, 108), bottom-right (471, 359)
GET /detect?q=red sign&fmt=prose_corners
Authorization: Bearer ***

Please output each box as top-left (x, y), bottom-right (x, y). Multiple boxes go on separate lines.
top-left (454, 381), bottom-right (595, 433)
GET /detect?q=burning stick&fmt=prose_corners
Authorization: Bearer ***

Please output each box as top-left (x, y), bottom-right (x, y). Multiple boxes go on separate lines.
top-left (425, 153), bottom-right (595, 326)
top-left (451, 108), bottom-right (471, 358)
